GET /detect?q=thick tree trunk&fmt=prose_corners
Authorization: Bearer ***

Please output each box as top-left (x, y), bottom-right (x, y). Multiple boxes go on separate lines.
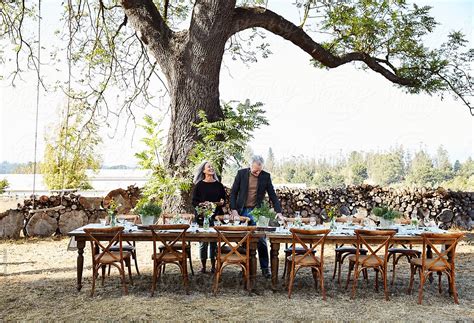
top-left (124, 0), bottom-right (236, 212)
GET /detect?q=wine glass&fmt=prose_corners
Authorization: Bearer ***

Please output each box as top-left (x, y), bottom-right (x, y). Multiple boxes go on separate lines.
top-left (223, 214), bottom-right (230, 225)
top-left (309, 216), bottom-right (316, 227)
top-left (191, 221), bottom-right (198, 231)
top-left (233, 218), bottom-right (240, 226)
top-left (347, 215), bottom-right (353, 226)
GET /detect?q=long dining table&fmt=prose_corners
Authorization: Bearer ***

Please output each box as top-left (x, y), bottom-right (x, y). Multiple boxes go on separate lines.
top-left (69, 224), bottom-right (456, 293)
top-left (266, 226), bottom-right (457, 290)
top-left (68, 224), bottom-right (264, 292)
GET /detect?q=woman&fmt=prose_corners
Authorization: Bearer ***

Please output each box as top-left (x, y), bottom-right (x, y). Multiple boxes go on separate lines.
top-left (192, 161), bottom-right (226, 273)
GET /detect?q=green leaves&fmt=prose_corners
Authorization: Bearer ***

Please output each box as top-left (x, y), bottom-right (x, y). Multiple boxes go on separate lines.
top-left (372, 205), bottom-right (401, 220)
top-left (135, 114), bottom-right (191, 205)
top-left (250, 201), bottom-right (276, 222)
top-left (307, 0), bottom-right (472, 112)
top-left (190, 99), bottom-right (269, 175)
top-left (0, 178), bottom-right (9, 194)
top-left (41, 100), bottom-right (102, 190)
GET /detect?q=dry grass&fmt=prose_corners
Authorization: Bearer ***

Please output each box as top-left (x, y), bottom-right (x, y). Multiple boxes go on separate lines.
top-left (0, 237), bottom-right (473, 322)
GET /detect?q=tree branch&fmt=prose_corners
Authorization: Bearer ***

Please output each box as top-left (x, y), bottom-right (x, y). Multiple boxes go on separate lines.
top-left (120, 0), bottom-right (174, 67)
top-left (230, 7), bottom-right (416, 87)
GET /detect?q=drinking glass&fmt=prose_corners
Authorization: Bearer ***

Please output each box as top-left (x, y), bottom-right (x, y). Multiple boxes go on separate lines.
top-left (347, 215), bottom-right (353, 226)
top-left (233, 219), bottom-right (240, 226)
top-left (99, 219), bottom-right (106, 226)
top-left (309, 217), bottom-right (316, 227)
top-left (223, 214), bottom-right (230, 225)
top-left (191, 221), bottom-right (198, 231)
top-left (295, 211), bottom-right (301, 218)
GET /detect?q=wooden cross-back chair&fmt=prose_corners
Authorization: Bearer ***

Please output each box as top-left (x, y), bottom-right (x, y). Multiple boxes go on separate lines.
top-left (159, 213), bottom-right (195, 276)
top-left (408, 232), bottom-right (464, 304)
top-left (286, 228), bottom-right (330, 299)
top-left (346, 229), bottom-right (396, 301)
top-left (83, 226), bottom-right (133, 296)
top-left (147, 224), bottom-right (190, 296)
top-left (213, 226), bottom-right (256, 294)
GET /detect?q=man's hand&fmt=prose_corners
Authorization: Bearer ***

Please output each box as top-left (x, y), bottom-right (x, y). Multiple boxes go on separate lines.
top-left (231, 209), bottom-right (239, 220)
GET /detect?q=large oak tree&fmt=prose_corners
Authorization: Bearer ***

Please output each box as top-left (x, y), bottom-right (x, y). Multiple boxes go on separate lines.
top-left (2, 0), bottom-right (473, 171)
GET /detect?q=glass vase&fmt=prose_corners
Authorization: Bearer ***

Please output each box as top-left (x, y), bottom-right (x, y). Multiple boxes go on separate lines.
top-left (330, 217), bottom-right (336, 229)
top-left (109, 212), bottom-right (117, 227)
top-left (203, 216), bottom-right (210, 230)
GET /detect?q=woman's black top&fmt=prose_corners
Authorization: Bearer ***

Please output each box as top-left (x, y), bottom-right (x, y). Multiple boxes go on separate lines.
top-left (192, 180), bottom-right (226, 225)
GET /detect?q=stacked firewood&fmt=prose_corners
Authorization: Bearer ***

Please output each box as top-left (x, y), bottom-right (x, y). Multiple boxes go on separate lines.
top-left (0, 185), bottom-right (142, 238)
top-left (267, 185), bottom-right (473, 230)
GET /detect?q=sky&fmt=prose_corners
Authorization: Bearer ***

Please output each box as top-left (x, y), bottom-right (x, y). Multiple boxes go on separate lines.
top-left (0, 0), bottom-right (473, 167)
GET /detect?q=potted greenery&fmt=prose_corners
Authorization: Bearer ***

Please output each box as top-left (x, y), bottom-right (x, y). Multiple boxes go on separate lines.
top-left (250, 201), bottom-right (276, 227)
top-left (134, 199), bottom-right (162, 225)
top-left (372, 206), bottom-right (401, 228)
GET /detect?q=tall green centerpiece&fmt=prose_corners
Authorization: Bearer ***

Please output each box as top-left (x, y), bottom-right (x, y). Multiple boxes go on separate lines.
top-left (250, 201), bottom-right (276, 227)
top-left (372, 206), bottom-right (401, 228)
top-left (134, 199), bottom-right (162, 226)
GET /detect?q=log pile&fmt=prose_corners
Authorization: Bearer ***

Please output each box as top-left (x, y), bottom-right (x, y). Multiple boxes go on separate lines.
top-left (268, 185), bottom-right (473, 230)
top-left (0, 185), bottom-right (142, 238)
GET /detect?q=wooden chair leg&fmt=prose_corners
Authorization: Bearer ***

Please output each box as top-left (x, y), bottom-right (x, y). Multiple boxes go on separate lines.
top-left (382, 267), bottom-right (389, 301)
top-left (287, 265), bottom-right (296, 299)
top-left (91, 266), bottom-right (97, 297)
top-left (450, 272), bottom-right (459, 304)
top-left (363, 268), bottom-right (368, 284)
top-left (132, 251), bottom-right (140, 276)
top-left (311, 268), bottom-right (318, 290)
top-left (107, 264), bottom-right (111, 276)
top-left (187, 249), bottom-right (194, 276)
top-left (101, 264), bottom-right (106, 286)
top-left (151, 261), bottom-right (157, 297)
top-left (438, 271), bottom-right (443, 294)
top-left (213, 268), bottom-right (221, 295)
top-left (375, 268), bottom-right (379, 292)
top-left (417, 273), bottom-right (425, 305)
top-left (337, 256), bottom-right (344, 286)
top-left (390, 254), bottom-right (397, 286)
top-left (351, 265), bottom-right (359, 299)
top-left (408, 265), bottom-right (415, 295)
top-left (120, 261), bottom-right (128, 296)
top-left (345, 261), bottom-right (353, 290)
top-left (319, 267), bottom-right (326, 301)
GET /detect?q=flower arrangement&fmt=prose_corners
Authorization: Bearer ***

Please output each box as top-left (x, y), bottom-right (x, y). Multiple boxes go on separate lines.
top-left (325, 205), bottom-right (339, 220)
top-left (195, 201), bottom-right (216, 220)
top-left (195, 201), bottom-right (216, 229)
top-left (106, 198), bottom-right (119, 226)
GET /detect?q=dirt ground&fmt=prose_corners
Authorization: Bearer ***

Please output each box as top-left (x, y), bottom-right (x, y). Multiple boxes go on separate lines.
top-left (0, 237), bottom-right (473, 321)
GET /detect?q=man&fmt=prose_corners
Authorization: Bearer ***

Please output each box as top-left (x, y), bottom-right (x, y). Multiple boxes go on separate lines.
top-left (230, 155), bottom-right (283, 278)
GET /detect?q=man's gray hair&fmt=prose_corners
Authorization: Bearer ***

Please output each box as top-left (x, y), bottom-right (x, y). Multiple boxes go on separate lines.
top-left (194, 160), bottom-right (219, 184)
top-left (250, 155), bottom-right (265, 165)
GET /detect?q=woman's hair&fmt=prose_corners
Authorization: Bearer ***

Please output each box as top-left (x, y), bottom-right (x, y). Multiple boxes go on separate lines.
top-left (193, 160), bottom-right (219, 184)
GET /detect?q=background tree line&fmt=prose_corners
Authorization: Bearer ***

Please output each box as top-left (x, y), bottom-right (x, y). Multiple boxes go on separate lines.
top-left (237, 146), bottom-right (473, 191)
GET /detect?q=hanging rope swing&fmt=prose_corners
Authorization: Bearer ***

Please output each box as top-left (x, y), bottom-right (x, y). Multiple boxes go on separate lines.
top-left (31, 0), bottom-right (42, 209)
top-left (31, 0), bottom-right (75, 210)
